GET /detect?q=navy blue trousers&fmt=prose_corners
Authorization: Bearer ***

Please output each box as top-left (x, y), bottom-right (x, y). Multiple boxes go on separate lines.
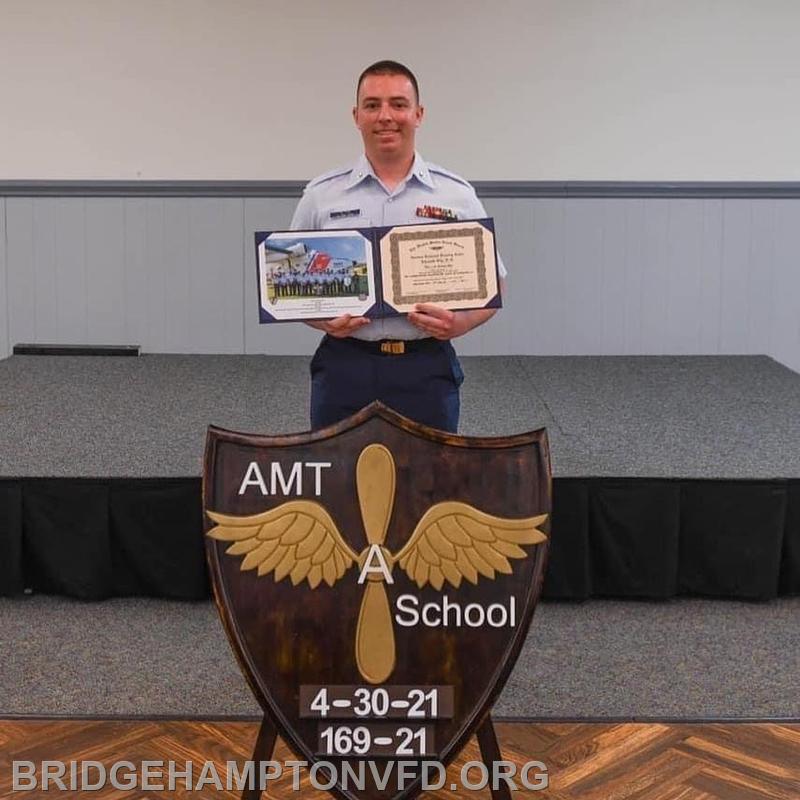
top-left (310, 335), bottom-right (464, 433)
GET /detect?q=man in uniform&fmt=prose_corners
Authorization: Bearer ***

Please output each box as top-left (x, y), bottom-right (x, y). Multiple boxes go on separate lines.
top-left (290, 60), bottom-right (506, 433)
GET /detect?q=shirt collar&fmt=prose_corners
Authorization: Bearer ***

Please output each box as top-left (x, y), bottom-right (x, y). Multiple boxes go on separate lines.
top-left (344, 152), bottom-right (435, 191)
top-left (409, 153), bottom-right (435, 189)
top-left (344, 153), bottom-right (375, 190)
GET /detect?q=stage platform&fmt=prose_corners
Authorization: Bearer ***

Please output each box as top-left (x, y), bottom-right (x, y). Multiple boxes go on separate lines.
top-left (0, 353), bottom-right (798, 600)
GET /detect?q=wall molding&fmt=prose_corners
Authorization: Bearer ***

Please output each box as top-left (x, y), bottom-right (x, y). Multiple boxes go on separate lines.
top-left (2, 180), bottom-right (800, 199)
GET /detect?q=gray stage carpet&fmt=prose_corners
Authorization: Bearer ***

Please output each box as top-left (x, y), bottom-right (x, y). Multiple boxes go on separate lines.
top-left (2, 354), bottom-right (798, 720)
top-left (1, 353), bottom-right (799, 479)
top-left (1, 596), bottom-right (798, 719)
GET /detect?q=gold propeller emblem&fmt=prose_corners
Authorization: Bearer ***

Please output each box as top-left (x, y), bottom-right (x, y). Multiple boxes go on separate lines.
top-left (207, 443), bottom-right (548, 684)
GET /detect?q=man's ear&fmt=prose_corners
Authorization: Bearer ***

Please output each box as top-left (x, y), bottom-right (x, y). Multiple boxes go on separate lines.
top-left (415, 104), bottom-right (425, 128)
top-left (352, 105), bottom-right (359, 127)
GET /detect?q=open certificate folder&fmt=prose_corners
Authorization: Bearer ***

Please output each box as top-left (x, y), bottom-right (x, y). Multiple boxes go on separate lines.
top-left (255, 219), bottom-right (501, 323)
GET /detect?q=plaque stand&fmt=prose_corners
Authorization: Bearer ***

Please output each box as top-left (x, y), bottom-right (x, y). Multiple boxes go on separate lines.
top-left (242, 717), bottom-right (277, 800)
top-left (241, 715), bottom-right (511, 800)
top-left (476, 716), bottom-right (513, 800)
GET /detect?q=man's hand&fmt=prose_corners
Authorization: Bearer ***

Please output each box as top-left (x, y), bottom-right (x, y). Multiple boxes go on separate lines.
top-left (408, 303), bottom-right (497, 340)
top-left (305, 315), bottom-right (370, 338)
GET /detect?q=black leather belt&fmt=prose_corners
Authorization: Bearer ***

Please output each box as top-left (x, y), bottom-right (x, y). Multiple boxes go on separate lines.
top-left (342, 337), bottom-right (439, 355)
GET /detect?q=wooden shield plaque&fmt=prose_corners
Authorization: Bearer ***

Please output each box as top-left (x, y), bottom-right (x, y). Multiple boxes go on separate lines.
top-left (203, 402), bottom-right (551, 800)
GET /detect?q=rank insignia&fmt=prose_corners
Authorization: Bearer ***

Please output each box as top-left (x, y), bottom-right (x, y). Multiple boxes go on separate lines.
top-left (416, 205), bottom-right (458, 221)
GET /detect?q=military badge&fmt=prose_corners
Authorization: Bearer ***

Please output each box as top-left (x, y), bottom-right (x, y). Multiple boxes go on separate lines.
top-left (204, 402), bottom-right (551, 800)
top-left (415, 205), bottom-right (458, 221)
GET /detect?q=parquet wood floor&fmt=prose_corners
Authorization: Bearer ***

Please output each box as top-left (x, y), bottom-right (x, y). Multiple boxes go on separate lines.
top-left (0, 720), bottom-right (798, 799)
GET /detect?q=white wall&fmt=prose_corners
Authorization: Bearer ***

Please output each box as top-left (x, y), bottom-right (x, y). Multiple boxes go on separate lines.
top-left (1, 0), bottom-right (799, 181)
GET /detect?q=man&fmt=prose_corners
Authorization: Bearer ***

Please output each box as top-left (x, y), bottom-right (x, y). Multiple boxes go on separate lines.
top-left (290, 60), bottom-right (506, 432)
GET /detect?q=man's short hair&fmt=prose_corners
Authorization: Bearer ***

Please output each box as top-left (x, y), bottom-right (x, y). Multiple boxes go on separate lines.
top-left (356, 60), bottom-right (420, 104)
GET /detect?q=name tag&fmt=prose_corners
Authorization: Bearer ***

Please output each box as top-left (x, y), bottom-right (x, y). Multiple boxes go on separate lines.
top-left (329, 208), bottom-right (362, 220)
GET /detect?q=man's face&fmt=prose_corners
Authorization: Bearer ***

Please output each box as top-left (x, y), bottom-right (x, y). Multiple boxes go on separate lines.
top-left (353, 73), bottom-right (424, 161)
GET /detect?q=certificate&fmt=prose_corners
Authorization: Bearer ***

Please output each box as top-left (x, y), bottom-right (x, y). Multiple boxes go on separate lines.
top-left (255, 219), bottom-right (501, 324)
top-left (379, 221), bottom-right (499, 314)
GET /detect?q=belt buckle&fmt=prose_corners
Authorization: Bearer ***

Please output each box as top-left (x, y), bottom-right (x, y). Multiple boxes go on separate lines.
top-left (380, 340), bottom-right (405, 355)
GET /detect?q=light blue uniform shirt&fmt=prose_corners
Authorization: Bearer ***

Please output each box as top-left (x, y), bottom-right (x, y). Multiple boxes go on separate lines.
top-left (290, 152), bottom-right (506, 341)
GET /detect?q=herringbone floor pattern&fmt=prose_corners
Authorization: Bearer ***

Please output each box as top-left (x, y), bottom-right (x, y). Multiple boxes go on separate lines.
top-left (0, 720), bottom-right (798, 798)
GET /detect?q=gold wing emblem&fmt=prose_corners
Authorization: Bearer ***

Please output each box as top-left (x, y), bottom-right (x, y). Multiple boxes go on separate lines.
top-left (395, 502), bottom-right (548, 590)
top-left (207, 502), bottom-right (359, 589)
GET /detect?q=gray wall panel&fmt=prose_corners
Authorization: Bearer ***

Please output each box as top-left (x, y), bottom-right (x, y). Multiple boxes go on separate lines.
top-left (6, 199), bottom-right (36, 346)
top-left (663, 200), bottom-right (702, 354)
top-left (186, 199), bottom-right (244, 354)
top-left (156, 198), bottom-right (245, 354)
top-left (122, 199), bottom-right (149, 347)
top-left (0, 200), bottom-right (7, 358)
top-left (564, 200), bottom-right (606, 355)
top-left (719, 200), bottom-right (754, 354)
top-left (771, 202), bottom-right (800, 373)
top-left (86, 199), bottom-right (127, 343)
top-left (481, 197), bottom-right (519, 355)
top-left (698, 200), bottom-right (723, 354)
top-left (620, 199), bottom-right (646, 354)
top-left (162, 201), bottom-right (191, 351)
top-left (639, 200), bottom-right (671, 353)
top-left (598, 200), bottom-right (628, 354)
top-left (32, 200), bottom-right (59, 343)
top-left (501, 198), bottom-right (538, 356)
top-left (0, 192), bottom-right (798, 373)
top-left (527, 199), bottom-right (566, 355)
top-left (143, 199), bottom-right (167, 351)
top-left (747, 201), bottom-right (777, 356)
top-left (54, 200), bottom-right (88, 344)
